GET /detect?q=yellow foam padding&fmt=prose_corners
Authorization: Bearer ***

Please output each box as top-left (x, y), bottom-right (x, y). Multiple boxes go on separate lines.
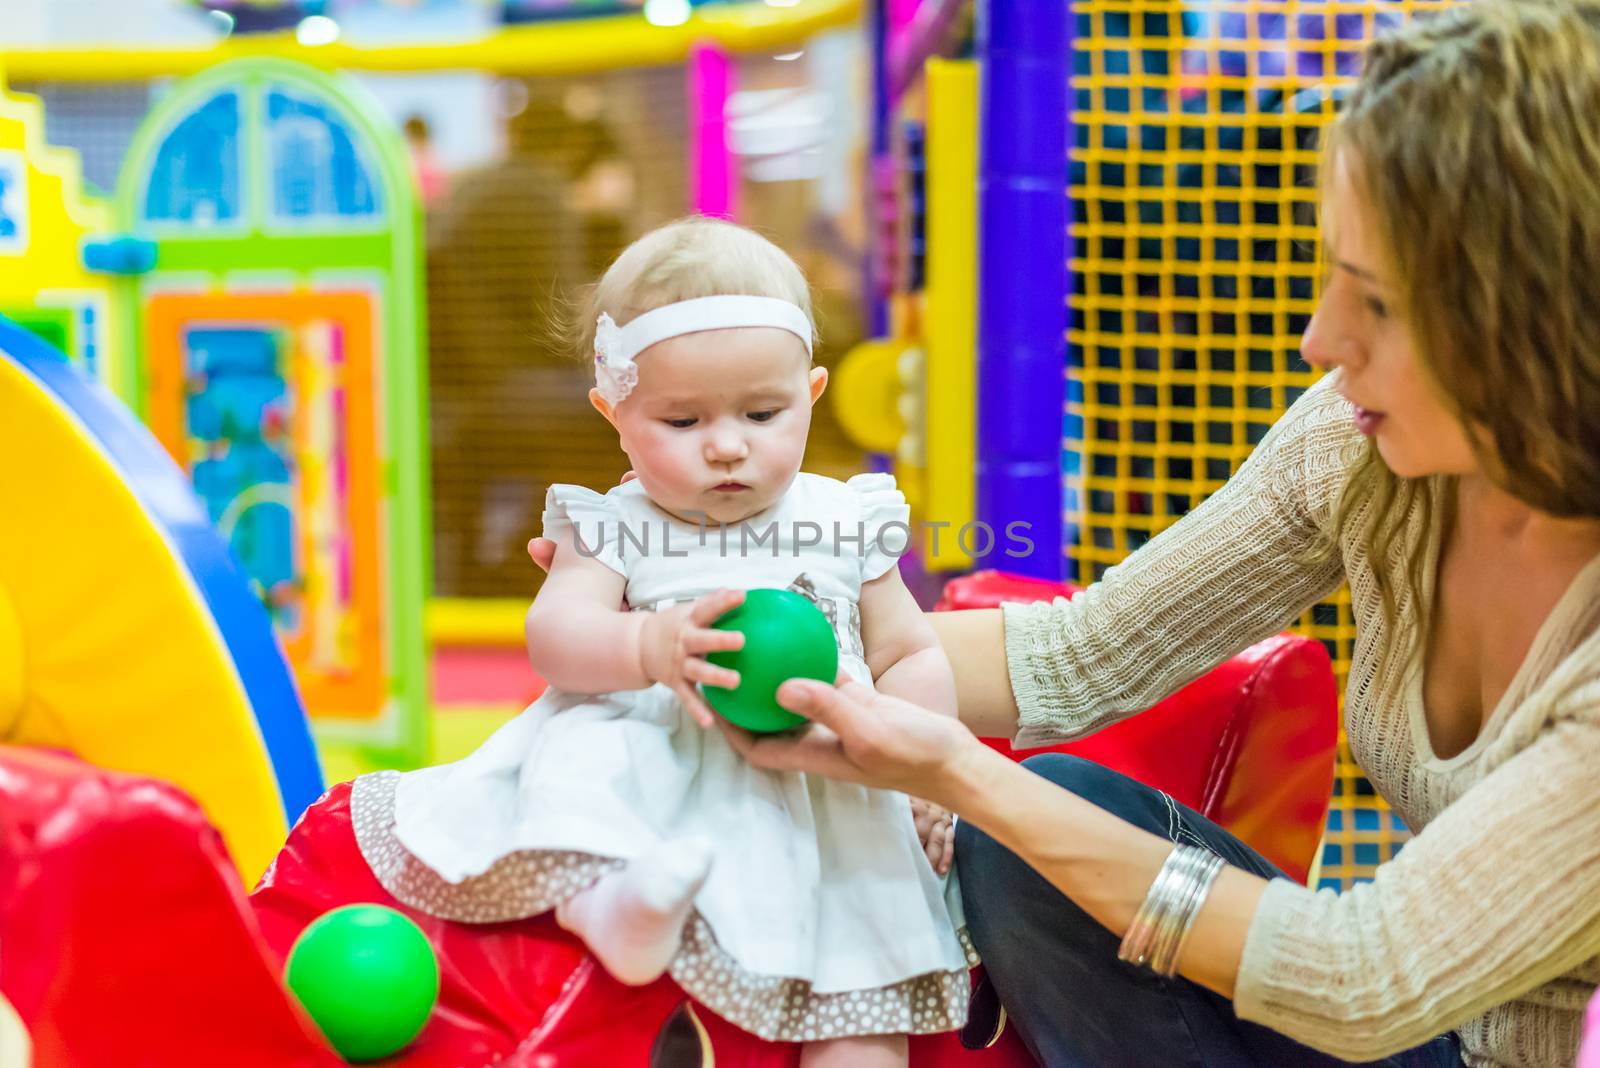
top-left (427, 597), bottom-right (528, 648)
top-left (0, 356), bottom-right (289, 883)
top-left (0, 585), bottom-right (20, 737)
top-left (831, 338), bottom-right (909, 454)
top-left (922, 58), bottom-right (979, 571)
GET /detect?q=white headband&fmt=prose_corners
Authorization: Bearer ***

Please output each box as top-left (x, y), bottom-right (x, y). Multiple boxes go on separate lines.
top-left (594, 295), bottom-right (814, 406)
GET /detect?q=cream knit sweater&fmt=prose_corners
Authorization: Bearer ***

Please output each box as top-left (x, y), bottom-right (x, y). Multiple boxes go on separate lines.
top-left (1001, 373), bottom-right (1600, 1067)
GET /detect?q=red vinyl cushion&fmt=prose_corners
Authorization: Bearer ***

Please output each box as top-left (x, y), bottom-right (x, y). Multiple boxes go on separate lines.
top-left (0, 746), bottom-right (339, 1068)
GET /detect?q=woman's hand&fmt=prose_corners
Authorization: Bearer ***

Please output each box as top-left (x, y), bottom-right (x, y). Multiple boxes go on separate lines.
top-left (718, 674), bottom-right (980, 804)
top-left (639, 589), bottom-right (746, 728)
top-left (909, 796), bottom-right (956, 875)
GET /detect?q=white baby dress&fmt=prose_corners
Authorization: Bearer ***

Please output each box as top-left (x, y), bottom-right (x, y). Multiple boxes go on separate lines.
top-left (349, 472), bottom-right (973, 1042)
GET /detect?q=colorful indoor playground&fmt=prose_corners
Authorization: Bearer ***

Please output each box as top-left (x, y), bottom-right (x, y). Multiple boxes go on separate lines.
top-left (3, 1), bottom-right (1597, 1066)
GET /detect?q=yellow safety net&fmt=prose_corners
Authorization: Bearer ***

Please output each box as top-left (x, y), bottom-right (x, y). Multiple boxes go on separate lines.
top-left (1065, 0), bottom-right (1464, 887)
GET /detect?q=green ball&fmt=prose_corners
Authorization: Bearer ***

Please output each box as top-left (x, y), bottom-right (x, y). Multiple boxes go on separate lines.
top-left (285, 904), bottom-right (440, 1063)
top-left (703, 588), bottom-right (840, 733)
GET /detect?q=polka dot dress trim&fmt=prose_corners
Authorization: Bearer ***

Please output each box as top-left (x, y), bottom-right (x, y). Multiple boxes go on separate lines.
top-left (351, 771), bottom-right (974, 1041)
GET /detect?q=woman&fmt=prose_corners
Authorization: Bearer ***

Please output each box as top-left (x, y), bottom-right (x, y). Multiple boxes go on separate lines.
top-left (721, 2), bottom-right (1600, 1065)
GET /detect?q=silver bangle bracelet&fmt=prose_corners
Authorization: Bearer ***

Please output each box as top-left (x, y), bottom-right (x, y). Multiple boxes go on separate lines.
top-left (1151, 849), bottom-right (1225, 977)
top-left (1118, 845), bottom-right (1192, 967)
top-left (1118, 845), bottom-right (1227, 979)
top-left (1117, 847), bottom-right (1187, 967)
top-left (1162, 850), bottom-right (1225, 977)
top-left (1146, 847), bottom-right (1211, 975)
top-left (1145, 848), bottom-right (1203, 973)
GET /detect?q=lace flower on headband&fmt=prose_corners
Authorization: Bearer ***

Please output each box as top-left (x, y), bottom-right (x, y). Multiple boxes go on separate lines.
top-left (593, 313), bottom-right (638, 408)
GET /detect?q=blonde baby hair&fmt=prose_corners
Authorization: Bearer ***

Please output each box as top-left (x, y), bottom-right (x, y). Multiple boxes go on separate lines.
top-left (575, 216), bottom-right (816, 364)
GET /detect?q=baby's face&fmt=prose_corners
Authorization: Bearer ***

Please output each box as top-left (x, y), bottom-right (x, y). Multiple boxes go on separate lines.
top-left (606, 326), bottom-right (826, 525)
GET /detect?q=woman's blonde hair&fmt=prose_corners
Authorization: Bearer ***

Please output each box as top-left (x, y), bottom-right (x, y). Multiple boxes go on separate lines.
top-left (573, 216), bottom-right (815, 362)
top-left (1319, 0), bottom-right (1600, 626)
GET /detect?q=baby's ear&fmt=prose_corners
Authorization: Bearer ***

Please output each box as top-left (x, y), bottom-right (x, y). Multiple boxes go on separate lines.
top-left (589, 388), bottom-right (619, 427)
top-left (808, 366), bottom-right (829, 404)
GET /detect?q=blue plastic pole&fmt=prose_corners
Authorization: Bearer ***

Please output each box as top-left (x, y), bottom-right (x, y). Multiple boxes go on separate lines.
top-left (976, 0), bottom-right (1070, 579)
top-left (865, 0), bottom-right (893, 338)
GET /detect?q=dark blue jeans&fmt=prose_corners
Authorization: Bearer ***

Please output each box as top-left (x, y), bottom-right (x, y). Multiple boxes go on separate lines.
top-left (954, 754), bottom-right (1464, 1068)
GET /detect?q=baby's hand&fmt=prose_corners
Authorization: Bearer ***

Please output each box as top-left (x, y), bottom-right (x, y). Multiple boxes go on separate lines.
top-left (909, 797), bottom-right (955, 876)
top-left (639, 588), bottom-right (746, 729)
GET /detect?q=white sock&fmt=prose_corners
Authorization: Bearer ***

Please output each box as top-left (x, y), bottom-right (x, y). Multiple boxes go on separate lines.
top-left (556, 840), bottom-right (713, 986)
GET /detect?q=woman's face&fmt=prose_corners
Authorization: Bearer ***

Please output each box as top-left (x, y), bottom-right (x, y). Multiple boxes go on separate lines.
top-left (1300, 151), bottom-right (1479, 478)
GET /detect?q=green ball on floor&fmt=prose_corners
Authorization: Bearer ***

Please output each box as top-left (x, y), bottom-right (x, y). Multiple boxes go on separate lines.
top-left (703, 587), bottom-right (841, 733)
top-left (285, 904), bottom-right (440, 1063)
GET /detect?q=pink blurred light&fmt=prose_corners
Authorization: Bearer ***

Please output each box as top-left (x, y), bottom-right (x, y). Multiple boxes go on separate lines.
top-left (688, 43), bottom-right (736, 219)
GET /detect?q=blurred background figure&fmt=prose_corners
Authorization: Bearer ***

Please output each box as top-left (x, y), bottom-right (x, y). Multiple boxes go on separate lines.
top-left (402, 112), bottom-right (448, 205)
top-left (424, 79), bottom-right (632, 599)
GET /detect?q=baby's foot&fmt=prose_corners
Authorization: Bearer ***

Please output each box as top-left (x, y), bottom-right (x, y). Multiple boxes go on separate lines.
top-left (556, 840), bottom-right (712, 985)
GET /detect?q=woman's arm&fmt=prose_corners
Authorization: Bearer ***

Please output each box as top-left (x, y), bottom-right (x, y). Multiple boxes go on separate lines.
top-left (986, 376), bottom-right (1356, 747)
top-left (945, 739), bottom-right (1268, 1001)
top-left (926, 609), bottom-right (1016, 738)
top-left (725, 678), bottom-right (1265, 995)
top-left (733, 678), bottom-right (1600, 1063)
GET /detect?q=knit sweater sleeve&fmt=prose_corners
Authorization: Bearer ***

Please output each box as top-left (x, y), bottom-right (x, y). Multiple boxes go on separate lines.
top-left (1234, 696), bottom-right (1600, 1062)
top-left (1003, 374), bottom-right (1355, 748)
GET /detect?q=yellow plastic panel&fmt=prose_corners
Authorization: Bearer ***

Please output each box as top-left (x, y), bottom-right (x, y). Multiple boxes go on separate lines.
top-left (0, 355), bottom-right (290, 881)
top-left (0, 73), bottom-right (114, 377)
top-left (922, 58), bottom-right (978, 571)
top-left (833, 338), bottom-right (909, 455)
